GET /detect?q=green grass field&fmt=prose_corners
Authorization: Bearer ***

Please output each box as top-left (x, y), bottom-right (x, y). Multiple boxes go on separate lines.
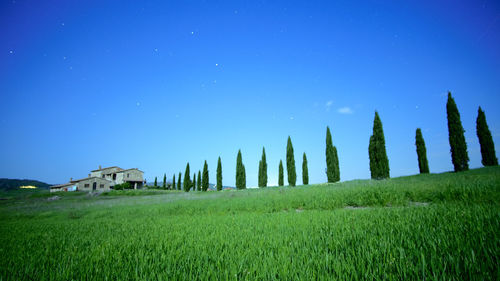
top-left (1, 167), bottom-right (499, 280)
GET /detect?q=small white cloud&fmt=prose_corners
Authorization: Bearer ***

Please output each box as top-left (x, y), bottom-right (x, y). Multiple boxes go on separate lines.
top-left (290, 116), bottom-right (294, 120)
top-left (337, 107), bottom-right (353, 114)
top-left (326, 100), bottom-right (333, 107)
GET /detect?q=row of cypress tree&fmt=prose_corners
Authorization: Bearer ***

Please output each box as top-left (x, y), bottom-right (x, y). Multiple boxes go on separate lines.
top-left (367, 91), bottom-right (497, 179)
top-left (158, 91), bottom-right (496, 189)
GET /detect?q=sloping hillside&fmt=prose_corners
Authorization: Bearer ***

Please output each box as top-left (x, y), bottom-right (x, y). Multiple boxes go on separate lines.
top-left (0, 178), bottom-right (50, 190)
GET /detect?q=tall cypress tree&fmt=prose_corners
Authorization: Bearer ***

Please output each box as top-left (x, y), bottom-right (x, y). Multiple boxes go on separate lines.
top-left (368, 111), bottom-right (390, 179)
top-left (202, 160), bottom-right (209, 191)
top-left (177, 172), bottom-right (182, 190)
top-left (326, 126), bottom-right (340, 183)
top-left (278, 160), bottom-right (284, 186)
top-left (163, 173), bottom-right (166, 189)
top-left (302, 152), bottom-right (309, 185)
top-left (286, 136), bottom-right (296, 186)
top-left (197, 170), bottom-right (201, 191)
top-left (192, 173), bottom-right (196, 191)
top-left (154, 177), bottom-right (157, 187)
top-left (183, 163), bottom-right (191, 192)
top-left (258, 147), bottom-right (267, 187)
top-left (172, 174), bottom-right (176, 190)
top-left (476, 107), bottom-right (498, 166)
top-left (446, 92), bottom-right (469, 172)
top-left (217, 157), bottom-right (222, 191)
top-left (236, 150), bottom-right (246, 189)
top-left (415, 128), bottom-right (430, 174)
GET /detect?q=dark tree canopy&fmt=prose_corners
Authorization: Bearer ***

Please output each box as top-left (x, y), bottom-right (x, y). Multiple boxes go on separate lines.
top-left (154, 177), bottom-right (157, 187)
top-left (258, 147), bottom-right (267, 187)
top-left (368, 111), bottom-right (390, 179)
top-left (163, 174), bottom-right (166, 189)
top-left (236, 150), bottom-right (246, 189)
top-left (278, 160), bottom-right (284, 186)
top-left (302, 152), bottom-right (309, 185)
top-left (177, 172), bottom-right (182, 190)
top-left (286, 136), bottom-right (296, 186)
top-left (172, 174), bottom-right (176, 190)
top-left (326, 126), bottom-right (340, 183)
top-left (192, 173), bottom-right (196, 190)
top-left (476, 107), bottom-right (498, 166)
top-left (415, 128), bottom-right (430, 174)
top-left (446, 92), bottom-right (469, 172)
top-left (202, 160), bottom-right (209, 191)
top-left (217, 157), bottom-right (223, 191)
top-left (183, 163), bottom-right (191, 192)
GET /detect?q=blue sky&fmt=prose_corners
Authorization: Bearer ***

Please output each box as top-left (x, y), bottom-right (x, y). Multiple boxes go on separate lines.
top-left (1, 0), bottom-right (499, 186)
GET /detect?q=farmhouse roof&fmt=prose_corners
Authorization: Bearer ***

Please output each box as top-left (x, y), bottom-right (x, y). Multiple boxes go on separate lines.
top-left (50, 182), bottom-right (76, 189)
top-left (90, 166), bottom-right (123, 172)
top-left (70, 177), bottom-right (113, 183)
top-left (116, 168), bottom-right (144, 173)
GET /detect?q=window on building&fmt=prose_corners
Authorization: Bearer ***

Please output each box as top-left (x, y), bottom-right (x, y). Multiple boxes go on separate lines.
top-left (127, 173), bottom-right (130, 178)
top-left (100, 184), bottom-right (104, 188)
top-left (84, 184), bottom-right (89, 188)
top-left (113, 174), bottom-right (116, 180)
top-left (102, 175), bottom-right (105, 178)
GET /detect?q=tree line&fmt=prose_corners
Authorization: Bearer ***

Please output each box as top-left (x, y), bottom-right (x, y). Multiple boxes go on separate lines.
top-left (151, 92), bottom-right (497, 190)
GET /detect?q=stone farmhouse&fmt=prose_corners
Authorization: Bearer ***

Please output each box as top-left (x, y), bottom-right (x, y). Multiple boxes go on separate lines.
top-left (50, 165), bottom-right (144, 192)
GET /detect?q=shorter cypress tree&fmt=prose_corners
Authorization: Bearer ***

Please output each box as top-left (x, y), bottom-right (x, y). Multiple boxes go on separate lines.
top-left (154, 177), bottom-right (157, 187)
top-left (446, 92), bottom-right (469, 172)
top-left (192, 173), bottom-right (196, 191)
top-left (202, 160), bottom-right (209, 191)
top-left (163, 174), bottom-right (166, 189)
top-left (326, 126), bottom-right (340, 183)
top-left (217, 157), bottom-right (222, 191)
top-left (415, 128), bottom-right (430, 174)
top-left (278, 160), bottom-right (284, 186)
top-left (286, 136), bottom-right (296, 186)
top-left (236, 150), bottom-right (246, 189)
top-left (172, 174), bottom-right (176, 190)
top-left (302, 152), bottom-right (309, 185)
top-left (476, 107), bottom-right (498, 166)
top-left (183, 163), bottom-right (190, 192)
top-left (177, 172), bottom-right (182, 190)
top-left (258, 147), bottom-right (267, 187)
top-left (368, 111), bottom-right (390, 179)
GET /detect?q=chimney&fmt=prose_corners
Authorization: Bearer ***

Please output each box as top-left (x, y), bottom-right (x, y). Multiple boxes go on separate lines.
top-left (70, 177), bottom-right (73, 182)
top-left (88, 173), bottom-right (91, 177)
top-left (99, 165), bottom-right (102, 170)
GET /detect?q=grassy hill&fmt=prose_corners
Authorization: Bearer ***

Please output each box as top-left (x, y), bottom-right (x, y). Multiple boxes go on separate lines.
top-left (0, 167), bottom-right (499, 280)
top-left (0, 178), bottom-right (50, 191)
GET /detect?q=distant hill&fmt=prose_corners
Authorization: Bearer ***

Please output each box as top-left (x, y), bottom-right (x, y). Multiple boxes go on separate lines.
top-left (0, 178), bottom-right (51, 190)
